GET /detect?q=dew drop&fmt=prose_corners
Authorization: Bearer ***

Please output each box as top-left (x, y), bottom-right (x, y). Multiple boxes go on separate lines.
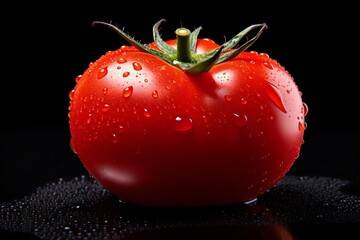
top-left (298, 122), bottom-right (304, 132)
top-left (112, 133), bottom-right (119, 143)
top-left (123, 71), bottom-right (130, 77)
top-left (69, 90), bottom-right (75, 100)
top-left (132, 62), bottom-right (142, 71)
top-left (263, 62), bottom-right (273, 69)
top-left (118, 125), bottom-right (126, 133)
top-left (151, 90), bottom-right (159, 99)
top-left (86, 114), bottom-right (92, 124)
top-left (75, 75), bottom-right (82, 83)
top-left (264, 82), bottom-right (287, 113)
top-left (102, 87), bottom-right (108, 95)
top-left (102, 104), bottom-right (110, 112)
top-left (123, 86), bottom-right (133, 98)
top-left (233, 113), bottom-right (248, 127)
top-left (117, 58), bottom-right (127, 64)
top-left (302, 102), bottom-right (309, 116)
top-left (97, 67), bottom-right (108, 79)
top-left (241, 98), bottom-right (248, 105)
top-left (174, 115), bottom-right (193, 132)
top-left (224, 95), bottom-right (232, 102)
top-left (143, 108), bottom-right (151, 117)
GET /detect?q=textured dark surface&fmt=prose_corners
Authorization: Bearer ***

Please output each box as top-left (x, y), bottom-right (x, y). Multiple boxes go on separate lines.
top-left (1, 175), bottom-right (359, 240)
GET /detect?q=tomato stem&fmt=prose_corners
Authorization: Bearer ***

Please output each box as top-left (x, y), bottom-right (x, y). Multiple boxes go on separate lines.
top-left (175, 28), bottom-right (192, 62)
top-left (92, 19), bottom-right (268, 74)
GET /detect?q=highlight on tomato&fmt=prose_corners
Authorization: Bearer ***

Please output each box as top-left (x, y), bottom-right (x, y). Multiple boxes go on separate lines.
top-left (68, 19), bottom-right (308, 207)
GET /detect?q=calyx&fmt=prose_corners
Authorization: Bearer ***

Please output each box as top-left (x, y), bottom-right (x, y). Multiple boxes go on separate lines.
top-left (92, 19), bottom-right (267, 74)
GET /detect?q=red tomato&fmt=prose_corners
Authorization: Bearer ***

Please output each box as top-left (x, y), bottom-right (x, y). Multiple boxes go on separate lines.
top-left (68, 19), bottom-right (308, 207)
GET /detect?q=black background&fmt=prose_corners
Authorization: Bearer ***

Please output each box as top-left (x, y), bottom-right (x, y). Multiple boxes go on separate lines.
top-left (1, 1), bottom-right (359, 205)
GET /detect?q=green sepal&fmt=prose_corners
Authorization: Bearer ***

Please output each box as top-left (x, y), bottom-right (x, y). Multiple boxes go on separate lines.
top-left (92, 20), bottom-right (267, 74)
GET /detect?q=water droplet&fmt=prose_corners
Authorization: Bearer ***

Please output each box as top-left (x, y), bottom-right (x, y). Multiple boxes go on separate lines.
top-left (117, 58), bottom-right (127, 64)
top-left (112, 133), bottom-right (119, 143)
top-left (233, 113), bottom-right (248, 127)
top-left (102, 104), bottom-right (110, 112)
top-left (241, 98), bottom-right (248, 104)
top-left (118, 124), bottom-right (126, 133)
top-left (132, 62), bottom-right (142, 71)
top-left (86, 114), bottom-right (92, 124)
top-left (75, 75), bottom-right (82, 83)
top-left (143, 108), bottom-right (151, 117)
top-left (174, 115), bottom-right (193, 132)
top-left (123, 71), bottom-right (130, 77)
top-left (97, 67), bottom-right (108, 79)
top-left (224, 95), bottom-right (232, 101)
top-left (151, 90), bottom-right (159, 99)
top-left (302, 102), bottom-right (309, 116)
top-left (298, 122), bottom-right (304, 131)
top-left (263, 62), bottom-right (273, 69)
top-left (264, 82), bottom-right (287, 113)
top-left (69, 90), bottom-right (75, 100)
top-left (102, 87), bottom-right (108, 95)
top-left (123, 86), bottom-right (133, 98)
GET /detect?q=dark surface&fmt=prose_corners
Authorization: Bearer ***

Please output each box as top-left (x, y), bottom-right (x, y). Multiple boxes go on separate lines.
top-left (1, 175), bottom-right (359, 240)
top-left (2, 2), bottom-right (360, 240)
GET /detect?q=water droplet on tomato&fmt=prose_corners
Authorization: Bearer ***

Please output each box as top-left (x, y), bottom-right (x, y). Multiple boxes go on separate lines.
top-left (151, 90), bottom-right (159, 99)
top-left (132, 62), bottom-right (142, 71)
top-left (118, 124), bottom-right (126, 133)
top-left (264, 82), bottom-right (287, 113)
top-left (224, 95), bottom-right (232, 101)
top-left (298, 122), bottom-right (304, 131)
top-left (143, 108), bottom-right (151, 117)
top-left (103, 87), bottom-right (108, 95)
top-left (123, 86), bottom-right (133, 98)
top-left (241, 98), bottom-right (248, 105)
top-left (123, 71), bottom-right (130, 77)
top-left (97, 67), bottom-right (108, 79)
top-left (233, 113), bottom-right (248, 127)
top-left (86, 114), bottom-right (92, 124)
top-left (302, 102), bottom-right (309, 116)
top-left (263, 62), bottom-right (273, 69)
top-left (75, 75), bottom-right (82, 83)
top-left (112, 133), bottom-right (119, 143)
top-left (102, 104), bottom-right (110, 112)
top-left (174, 115), bottom-right (193, 132)
top-left (117, 57), bottom-right (127, 64)
top-left (69, 90), bottom-right (75, 100)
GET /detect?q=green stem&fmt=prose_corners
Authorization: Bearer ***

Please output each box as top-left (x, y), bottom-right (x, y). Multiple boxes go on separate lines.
top-left (175, 28), bottom-right (192, 62)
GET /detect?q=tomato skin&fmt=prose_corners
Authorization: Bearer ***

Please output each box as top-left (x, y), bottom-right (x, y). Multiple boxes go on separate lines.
top-left (69, 38), bottom-right (306, 207)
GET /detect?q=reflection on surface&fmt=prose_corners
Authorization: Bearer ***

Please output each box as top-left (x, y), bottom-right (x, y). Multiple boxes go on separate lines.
top-left (0, 175), bottom-right (359, 240)
top-left (121, 224), bottom-right (295, 240)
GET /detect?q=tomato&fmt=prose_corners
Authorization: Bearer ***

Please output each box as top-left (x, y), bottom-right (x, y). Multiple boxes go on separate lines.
top-left (68, 19), bottom-right (308, 207)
